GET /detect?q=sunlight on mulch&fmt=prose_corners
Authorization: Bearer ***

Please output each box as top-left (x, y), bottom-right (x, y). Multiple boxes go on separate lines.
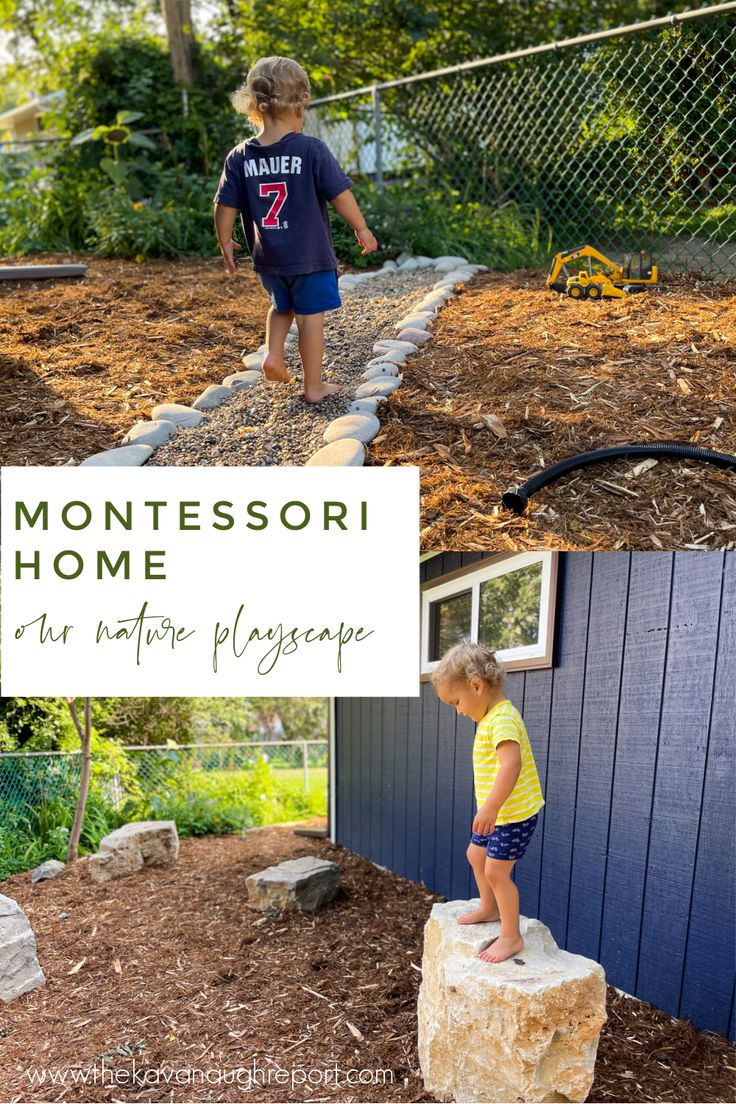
top-left (370, 271), bottom-right (736, 551)
top-left (0, 826), bottom-right (733, 1103)
top-left (0, 254), bottom-right (269, 466)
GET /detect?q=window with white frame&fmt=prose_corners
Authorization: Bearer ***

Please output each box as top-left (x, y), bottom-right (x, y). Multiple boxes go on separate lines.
top-left (421, 552), bottom-right (558, 674)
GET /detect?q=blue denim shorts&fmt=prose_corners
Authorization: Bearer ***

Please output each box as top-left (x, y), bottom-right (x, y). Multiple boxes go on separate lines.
top-left (470, 812), bottom-right (539, 860)
top-left (258, 269), bottom-right (342, 315)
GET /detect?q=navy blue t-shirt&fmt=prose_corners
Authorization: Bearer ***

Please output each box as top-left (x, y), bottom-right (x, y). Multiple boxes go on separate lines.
top-left (214, 132), bottom-right (353, 276)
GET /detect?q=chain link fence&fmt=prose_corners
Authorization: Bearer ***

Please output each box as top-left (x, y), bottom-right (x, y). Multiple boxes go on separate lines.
top-left (0, 740), bottom-right (328, 816)
top-left (305, 3), bottom-right (736, 278)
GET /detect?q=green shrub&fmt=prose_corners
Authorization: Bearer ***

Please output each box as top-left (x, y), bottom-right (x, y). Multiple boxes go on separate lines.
top-left (339, 177), bottom-right (552, 269)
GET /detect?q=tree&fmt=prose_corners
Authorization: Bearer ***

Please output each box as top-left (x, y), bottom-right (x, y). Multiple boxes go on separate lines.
top-left (65, 697), bottom-right (92, 862)
top-left (160, 0), bottom-right (194, 86)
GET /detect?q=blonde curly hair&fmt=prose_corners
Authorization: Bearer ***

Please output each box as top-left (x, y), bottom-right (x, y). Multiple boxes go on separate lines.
top-left (431, 641), bottom-right (506, 690)
top-left (232, 56), bottom-right (311, 126)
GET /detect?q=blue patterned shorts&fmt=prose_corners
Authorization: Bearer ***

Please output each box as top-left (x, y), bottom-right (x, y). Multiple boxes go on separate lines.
top-left (470, 812), bottom-right (539, 860)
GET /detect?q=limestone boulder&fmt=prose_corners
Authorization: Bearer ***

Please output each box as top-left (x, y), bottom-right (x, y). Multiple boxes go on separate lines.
top-left (246, 856), bottom-right (339, 912)
top-left (418, 901), bottom-right (606, 1103)
top-left (0, 894), bottom-right (45, 1002)
top-left (88, 820), bottom-right (179, 883)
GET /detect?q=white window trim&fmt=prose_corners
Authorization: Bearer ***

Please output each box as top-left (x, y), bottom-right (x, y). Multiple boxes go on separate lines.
top-left (421, 552), bottom-right (558, 675)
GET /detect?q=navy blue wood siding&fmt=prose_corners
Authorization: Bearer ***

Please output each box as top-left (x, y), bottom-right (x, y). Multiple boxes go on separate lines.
top-left (334, 552), bottom-right (736, 1039)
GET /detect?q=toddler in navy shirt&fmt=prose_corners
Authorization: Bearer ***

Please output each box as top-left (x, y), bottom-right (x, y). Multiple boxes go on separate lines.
top-left (214, 56), bottom-right (377, 404)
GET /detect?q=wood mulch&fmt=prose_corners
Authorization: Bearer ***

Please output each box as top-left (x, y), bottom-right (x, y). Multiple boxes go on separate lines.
top-left (0, 825), bottom-right (733, 1103)
top-left (371, 271), bottom-right (736, 552)
top-left (0, 254), bottom-right (269, 466)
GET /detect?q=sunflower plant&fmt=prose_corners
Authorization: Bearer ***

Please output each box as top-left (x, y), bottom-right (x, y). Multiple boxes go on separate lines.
top-left (71, 110), bottom-right (157, 187)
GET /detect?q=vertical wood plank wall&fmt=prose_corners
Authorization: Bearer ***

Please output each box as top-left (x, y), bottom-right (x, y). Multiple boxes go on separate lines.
top-left (334, 552), bottom-right (735, 1039)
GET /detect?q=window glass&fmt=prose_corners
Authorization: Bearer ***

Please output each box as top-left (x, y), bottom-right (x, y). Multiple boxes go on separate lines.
top-left (429, 589), bottom-right (472, 661)
top-left (478, 562), bottom-right (543, 652)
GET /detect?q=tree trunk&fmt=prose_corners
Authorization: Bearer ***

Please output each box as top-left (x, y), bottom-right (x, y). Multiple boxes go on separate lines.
top-left (66, 698), bottom-right (92, 863)
top-left (161, 0), bottom-right (194, 87)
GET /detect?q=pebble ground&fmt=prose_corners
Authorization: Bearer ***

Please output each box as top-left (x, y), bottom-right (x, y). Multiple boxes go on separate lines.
top-left (147, 269), bottom-right (438, 467)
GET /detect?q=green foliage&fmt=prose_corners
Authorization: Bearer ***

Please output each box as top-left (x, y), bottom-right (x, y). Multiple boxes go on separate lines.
top-left (344, 178), bottom-right (552, 270)
top-left (0, 750), bottom-right (326, 880)
top-left (0, 698), bottom-right (76, 751)
top-left (47, 31), bottom-right (239, 175)
top-left (0, 793), bottom-right (124, 880)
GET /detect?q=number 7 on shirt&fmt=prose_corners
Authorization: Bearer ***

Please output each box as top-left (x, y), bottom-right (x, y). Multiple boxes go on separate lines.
top-left (260, 181), bottom-right (288, 228)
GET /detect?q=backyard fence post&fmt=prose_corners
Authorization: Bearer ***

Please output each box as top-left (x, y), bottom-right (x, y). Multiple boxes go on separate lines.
top-left (372, 85), bottom-right (383, 191)
top-left (303, 741), bottom-right (309, 791)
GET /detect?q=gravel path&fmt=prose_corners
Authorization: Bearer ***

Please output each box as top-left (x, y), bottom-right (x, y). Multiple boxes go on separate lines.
top-left (147, 268), bottom-right (438, 467)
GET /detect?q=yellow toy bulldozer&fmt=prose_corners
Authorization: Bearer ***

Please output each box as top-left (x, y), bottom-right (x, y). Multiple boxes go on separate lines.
top-left (546, 245), bottom-right (659, 299)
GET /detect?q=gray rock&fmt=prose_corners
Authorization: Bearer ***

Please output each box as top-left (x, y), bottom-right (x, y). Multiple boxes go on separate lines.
top-left (192, 385), bottom-right (234, 411)
top-left (30, 860), bottom-right (65, 884)
top-left (306, 439), bottom-right (365, 466)
top-left (242, 351), bottom-right (266, 369)
top-left (151, 403), bottom-right (204, 428)
top-left (415, 256), bottom-right (437, 268)
top-left (415, 290), bottom-right (455, 311)
top-left (370, 348), bottom-right (406, 365)
top-left (397, 258), bottom-right (420, 272)
top-left (0, 894), bottom-right (45, 1002)
top-left (381, 259), bottom-right (398, 271)
top-left (373, 339), bottom-right (418, 354)
top-left (354, 375), bottom-right (402, 399)
top-left (350, 397), bottom-right (384, 415)
top-left (323, 413), bottom-right (381, 444)
top-left (394, 314), bottom-right (432, 332)
top-left (398, 327), bottom-right (433, 345)
top-left (434, 255), bottom-right (470, 271)
top-left (80, 444), bottom-right (153, 467)
top-left (122, 420), bottom-right (177, 449)
top-left (363, 361), bottom-right (401, 380)
top-left (88, 820), bottom-right (179, 883)
top-left (222, 370), bottom-right (261, 389)
top-left (246, 856), bottom-right (340, 912)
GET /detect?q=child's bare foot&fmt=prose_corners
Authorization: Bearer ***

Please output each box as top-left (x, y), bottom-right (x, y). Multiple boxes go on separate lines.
top-left (457, 906), bottom-right (500, 925)
top-left (304, 382), bottom-right (340, 404)
top-left (479, 934), bottom-right (524, 963)
top-left (262, 353), bottom-right (289, 383)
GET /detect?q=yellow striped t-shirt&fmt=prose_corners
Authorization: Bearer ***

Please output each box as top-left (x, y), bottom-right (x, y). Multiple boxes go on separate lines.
top-left (473, 700), bottom-right (545, 825)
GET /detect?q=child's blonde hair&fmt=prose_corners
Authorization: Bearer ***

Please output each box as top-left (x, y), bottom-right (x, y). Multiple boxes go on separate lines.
top-left (431, 642), bottom-right (506, 690)
top-left (232, 56), bottom-right (311, 126)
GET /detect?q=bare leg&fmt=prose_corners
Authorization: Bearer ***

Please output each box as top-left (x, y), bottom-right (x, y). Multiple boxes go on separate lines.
top-left (479, 858), bottom-right (524, 962)
top-left (262, 306), bottom-right (292, 382)
top-left (295, 311), bottom-right (340, 403)
top-left (457, 843), bottom-right (501, 925)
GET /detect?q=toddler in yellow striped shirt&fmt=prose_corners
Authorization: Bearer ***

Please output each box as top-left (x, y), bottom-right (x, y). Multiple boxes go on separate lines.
top-left (433, 641), bottom-right (545, 963)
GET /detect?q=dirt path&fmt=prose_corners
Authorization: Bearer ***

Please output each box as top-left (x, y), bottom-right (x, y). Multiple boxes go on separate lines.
top-left (1, 826), bottom-right (733, 1103)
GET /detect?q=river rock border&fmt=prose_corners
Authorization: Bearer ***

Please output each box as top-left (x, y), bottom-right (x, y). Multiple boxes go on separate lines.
top-left (80, 253), bottom-right (486, 467)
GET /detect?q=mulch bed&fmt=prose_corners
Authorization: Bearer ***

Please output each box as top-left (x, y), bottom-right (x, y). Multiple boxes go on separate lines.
top-left (1, 825), bottom-right (733, 1103)
top-left (371, 271), bottom-right (736, 551)
top-left (0, 254), bottom-right (271, 466)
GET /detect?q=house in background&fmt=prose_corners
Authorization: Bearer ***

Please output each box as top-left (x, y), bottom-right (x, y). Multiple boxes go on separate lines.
top-left (0, 90), bottom-right (64, 145)
top-left (330, 550), bottom-right (735, 1040)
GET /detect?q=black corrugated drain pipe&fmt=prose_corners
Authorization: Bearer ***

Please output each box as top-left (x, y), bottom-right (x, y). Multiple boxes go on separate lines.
top-left (502, 442), bottom-right (736, 515)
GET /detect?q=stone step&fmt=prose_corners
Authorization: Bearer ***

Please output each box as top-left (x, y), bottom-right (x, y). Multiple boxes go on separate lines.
top-left (418, 901), bottom-right (606, 1103)
top-left (246, 856), bottom-right (340, 912)
top-left (88, 820), bottom-right (179, 883)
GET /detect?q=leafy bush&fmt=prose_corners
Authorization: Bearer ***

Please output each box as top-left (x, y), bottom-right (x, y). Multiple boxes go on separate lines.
top-left (0, 793), bottom-right (124, 880)
top-left (338, 177), bottom-right (552, 269)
